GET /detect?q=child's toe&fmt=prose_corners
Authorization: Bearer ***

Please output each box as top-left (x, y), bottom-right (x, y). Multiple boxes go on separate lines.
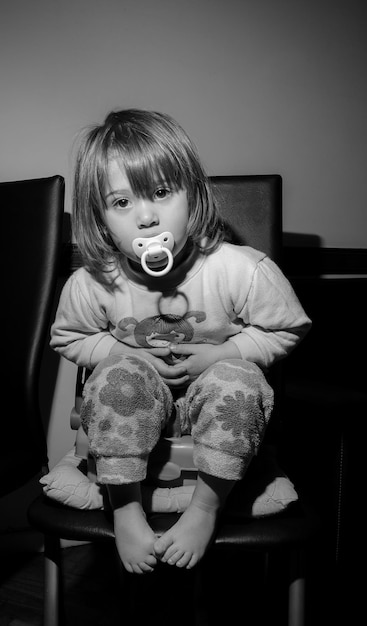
top-left (139, 561), bottom-right (155, 573)
top-left (167, 549), bottom-right (185, 565)
top-left (176, 552), bottom-right (195, 569)
top-left (154, 534), bottom-right (173, 556)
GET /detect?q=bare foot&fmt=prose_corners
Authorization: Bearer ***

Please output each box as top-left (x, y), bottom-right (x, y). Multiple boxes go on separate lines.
top-left (114, 501), bottom-right (158, 574)
top-left (108, 483), bottom-right (157, 574)
top-left (154, 500), bottom-right (217, 569)
top-left (154, 472), bottom-right (235, 569)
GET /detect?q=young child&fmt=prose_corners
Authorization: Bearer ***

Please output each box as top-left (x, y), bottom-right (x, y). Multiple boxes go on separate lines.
top-left (51, 108), bottom-right (311, 575)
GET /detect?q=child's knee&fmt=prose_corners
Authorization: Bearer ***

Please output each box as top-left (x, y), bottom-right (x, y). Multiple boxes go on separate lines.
top-left (86, 353), bottom-right (163, 395)
top-left (204, 358), bottom-right (272, 394)
top-left (187, 358), bottom-right (274, 428)
top-left (89, 353), bottom-right (148, 380)
top-left (193, 358), bottom-right (267, 391)
top-left (81, 353), bottom-right (173, 434)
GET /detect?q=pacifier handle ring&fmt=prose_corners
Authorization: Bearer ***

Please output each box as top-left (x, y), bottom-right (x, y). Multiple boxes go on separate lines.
top-left (141, 248), bottom-right (174, 277)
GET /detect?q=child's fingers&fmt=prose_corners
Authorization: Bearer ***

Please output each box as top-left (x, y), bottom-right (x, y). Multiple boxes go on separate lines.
top-left (169, 343), bottom-right (192, 355)
top-left (159, 362), bottom-right (187, 378)
top-left (149, 347), bottom-right (171, 357)
top-left (163, 375), bottom-right (189, 388)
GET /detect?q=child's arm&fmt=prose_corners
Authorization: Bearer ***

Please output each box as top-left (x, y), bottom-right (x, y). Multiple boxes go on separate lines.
top-left (50, 271), bottom-right (117, 368)
top-left (228, 255), bottom-right (311, 369)
top-left (51, 269), bottom-right (190, 385)
top-left (168, 255), bottom-right (311, 381)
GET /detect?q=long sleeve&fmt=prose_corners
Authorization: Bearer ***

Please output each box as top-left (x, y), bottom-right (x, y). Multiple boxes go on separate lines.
top-left (227, 254), bottom-right (311, 368)
top-left (50, 270), bottom-right (117, 368)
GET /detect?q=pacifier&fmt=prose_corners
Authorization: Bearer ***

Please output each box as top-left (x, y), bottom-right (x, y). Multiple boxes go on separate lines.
top-left (132, 231), bottom-right (174, 277)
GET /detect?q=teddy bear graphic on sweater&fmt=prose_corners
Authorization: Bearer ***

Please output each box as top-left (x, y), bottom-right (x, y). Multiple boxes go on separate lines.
top-left (117, 311), bottom-right (206, 349)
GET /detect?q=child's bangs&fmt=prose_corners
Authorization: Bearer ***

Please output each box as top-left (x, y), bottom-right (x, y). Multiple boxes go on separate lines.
top-left (113, 142), bottom-right (185, 198)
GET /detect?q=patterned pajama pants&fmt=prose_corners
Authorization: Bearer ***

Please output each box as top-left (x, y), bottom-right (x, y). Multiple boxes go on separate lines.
top-left (80, 354), bottom-right (274, 484)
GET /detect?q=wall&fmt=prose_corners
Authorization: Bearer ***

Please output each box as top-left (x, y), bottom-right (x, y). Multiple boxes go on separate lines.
top-left (1, 0), bottom-right (366, 248)
top-left (1, 0), bottom-right (366, 544)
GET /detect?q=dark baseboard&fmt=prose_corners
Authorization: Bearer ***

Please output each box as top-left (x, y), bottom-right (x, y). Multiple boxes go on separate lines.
top-left (282, 246), bottom-right (367, 278)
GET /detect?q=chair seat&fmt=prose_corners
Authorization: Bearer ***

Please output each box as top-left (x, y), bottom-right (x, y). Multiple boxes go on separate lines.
top-left (28, 495), bottom-right (115, 542)
top-left (28, 493), bottom-right (318, 552)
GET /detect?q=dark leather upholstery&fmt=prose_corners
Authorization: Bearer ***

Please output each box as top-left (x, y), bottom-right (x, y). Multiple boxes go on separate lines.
top-left (211, 175), bottom-right (282, 261)
top-left (1, 176), bottom-right (64, 497)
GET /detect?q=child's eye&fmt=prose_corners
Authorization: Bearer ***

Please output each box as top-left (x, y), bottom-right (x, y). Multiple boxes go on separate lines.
top-left (113, 197), bottom-right (131, 210)
top-left (153, 187), bottom-right (171, 201)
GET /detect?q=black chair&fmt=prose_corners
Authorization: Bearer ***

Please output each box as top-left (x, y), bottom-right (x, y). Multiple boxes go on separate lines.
top-left (28, 176), bottom-right (319, 626)
top-left (0, 175), bottom-right (65, 498)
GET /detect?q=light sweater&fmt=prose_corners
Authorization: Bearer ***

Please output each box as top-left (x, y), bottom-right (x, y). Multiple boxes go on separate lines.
top-left (50, 243), bottom-right (311, 371)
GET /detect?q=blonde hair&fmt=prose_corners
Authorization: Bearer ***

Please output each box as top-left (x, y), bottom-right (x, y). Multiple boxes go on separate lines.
top-left (72, 109), bottom-right (224, 275)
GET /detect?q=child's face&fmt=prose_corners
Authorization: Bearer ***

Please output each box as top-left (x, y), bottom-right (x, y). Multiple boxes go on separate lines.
top-left (103, 159), bottom-right (189, 268)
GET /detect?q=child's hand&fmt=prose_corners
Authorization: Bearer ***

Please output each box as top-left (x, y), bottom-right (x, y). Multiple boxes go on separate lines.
top-left (146, 348), bottom-right (189, 387)
top-left (169, 342), bottom-right (241, 382)
top-left (109, 342), bottom-right (189, 387)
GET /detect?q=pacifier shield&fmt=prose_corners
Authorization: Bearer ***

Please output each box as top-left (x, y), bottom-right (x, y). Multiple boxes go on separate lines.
top-left (132, 231), bottom-right (175, 277)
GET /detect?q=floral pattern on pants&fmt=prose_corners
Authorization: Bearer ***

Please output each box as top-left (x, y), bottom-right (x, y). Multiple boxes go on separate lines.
top-left (80, 354), bottom-right (274, 484)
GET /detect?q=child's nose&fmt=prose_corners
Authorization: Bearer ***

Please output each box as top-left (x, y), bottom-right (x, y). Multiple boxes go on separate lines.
top-left (137, 199), bottom-right (159, 228)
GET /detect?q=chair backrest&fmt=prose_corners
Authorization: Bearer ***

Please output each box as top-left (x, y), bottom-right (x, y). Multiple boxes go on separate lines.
top-left (1, 175), bottom-right (65, 497)
top-left (210, 175), bottom-right (282, 263)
